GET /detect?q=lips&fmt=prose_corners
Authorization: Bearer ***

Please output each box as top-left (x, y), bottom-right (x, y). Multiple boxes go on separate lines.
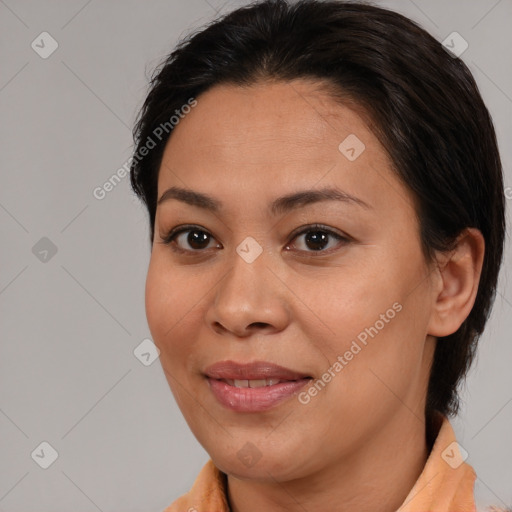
top-left (203, 360), bottom-right (311, 381)
top-left (204, 360), bottom-right (313, 412)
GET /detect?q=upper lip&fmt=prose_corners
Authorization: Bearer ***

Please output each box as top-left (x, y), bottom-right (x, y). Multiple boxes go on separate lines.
top-left (204, 360), bottom-right (311, 381)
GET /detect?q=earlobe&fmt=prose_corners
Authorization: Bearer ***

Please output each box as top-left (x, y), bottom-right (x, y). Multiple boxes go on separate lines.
top-left (427, 228), bottom-right (485, 337)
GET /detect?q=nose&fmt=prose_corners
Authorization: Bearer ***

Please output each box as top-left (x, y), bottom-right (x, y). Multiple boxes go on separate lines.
top-left (204, 245), bottom-right (291, 338)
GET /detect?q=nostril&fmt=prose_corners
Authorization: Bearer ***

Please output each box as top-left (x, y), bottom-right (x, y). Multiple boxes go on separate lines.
top-left (249, 322), bottom-right (270, 329)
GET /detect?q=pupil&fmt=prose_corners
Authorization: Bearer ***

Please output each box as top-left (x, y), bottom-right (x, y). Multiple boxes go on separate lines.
top-left (189, 230), bottom-right (209, 249)
top-left (306, 231), bottom-right (328, 251)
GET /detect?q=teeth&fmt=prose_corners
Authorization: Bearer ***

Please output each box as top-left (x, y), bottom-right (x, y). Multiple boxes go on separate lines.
top-left (225, 378), bottom-right (285, 388)
top-left (248, 379), bottom-right (267, 388)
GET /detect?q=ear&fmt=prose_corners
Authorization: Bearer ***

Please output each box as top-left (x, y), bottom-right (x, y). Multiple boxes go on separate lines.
top-left (427, 228), bottom-right (485, 337)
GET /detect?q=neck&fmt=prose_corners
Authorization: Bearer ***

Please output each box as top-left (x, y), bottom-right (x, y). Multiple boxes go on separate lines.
top-left (226, 410), bottom-right (430, 512)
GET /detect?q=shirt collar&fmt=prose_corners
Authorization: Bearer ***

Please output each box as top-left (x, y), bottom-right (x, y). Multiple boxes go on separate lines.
top-left (398, 413), bottom-right (476, 511)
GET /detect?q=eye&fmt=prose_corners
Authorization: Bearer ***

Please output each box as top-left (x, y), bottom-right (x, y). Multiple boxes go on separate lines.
top-left (286, 224), bottom-right (350, 254)
top-left (158, 225), bottom-right (220, 254)
top-left (158, 223), bottom-right (350, 256)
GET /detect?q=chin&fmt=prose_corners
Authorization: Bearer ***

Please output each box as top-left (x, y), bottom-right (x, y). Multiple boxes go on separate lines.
top-left (210, 443), bottom-right (310, 482)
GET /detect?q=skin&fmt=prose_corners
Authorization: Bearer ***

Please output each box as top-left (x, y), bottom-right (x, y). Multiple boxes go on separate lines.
top-left (145, 79), bottom-right (484, 512)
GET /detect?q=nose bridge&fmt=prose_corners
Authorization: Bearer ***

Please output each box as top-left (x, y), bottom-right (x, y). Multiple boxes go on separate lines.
top-left (206, 238), bottom-right (289, 336)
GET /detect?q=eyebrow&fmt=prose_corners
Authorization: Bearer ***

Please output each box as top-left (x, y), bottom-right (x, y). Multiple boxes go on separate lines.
top-left (156, 185), bottom-right (371, 215)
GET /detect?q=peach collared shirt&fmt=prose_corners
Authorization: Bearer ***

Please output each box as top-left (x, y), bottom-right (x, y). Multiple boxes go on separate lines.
top-left (163, 416), bottom-right (479, 512)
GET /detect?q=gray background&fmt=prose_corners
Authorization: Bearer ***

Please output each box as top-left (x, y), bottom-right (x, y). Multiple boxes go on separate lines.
top-left (0, 0), bottom-right (510, 511)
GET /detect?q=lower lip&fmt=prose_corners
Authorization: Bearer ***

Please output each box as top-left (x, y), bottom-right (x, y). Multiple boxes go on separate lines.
top-left (207, 377), bottom-right (312, 412)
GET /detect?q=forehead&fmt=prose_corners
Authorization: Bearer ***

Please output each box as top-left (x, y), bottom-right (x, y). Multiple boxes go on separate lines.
top-left (164, 80), bottom-right (372, 161)
top-left (157, 79), bottom-right (414, 216)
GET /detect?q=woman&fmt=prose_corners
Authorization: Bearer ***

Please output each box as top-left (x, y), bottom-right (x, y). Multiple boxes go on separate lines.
top-left (129, 1), bottom-right (507, 510)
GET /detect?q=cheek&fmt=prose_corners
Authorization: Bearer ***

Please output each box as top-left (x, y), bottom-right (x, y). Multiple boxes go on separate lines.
top-left (330, 294), bottom-right (431, 419)
top-left (145, 259), bottom-right (169, 342)
top-left (144, 255), bottom-right (214, 380)
top-left (145, 259), bottom-right (201, 409)
top-left (145, 257), bottom-right (191, 357)
top-left (307, 245), bottom-right (431, 398)
top-left (293, 259), bottom-right (399, 357)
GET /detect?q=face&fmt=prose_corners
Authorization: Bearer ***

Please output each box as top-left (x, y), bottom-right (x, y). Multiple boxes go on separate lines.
top-left (145, 80), bottom-right (438, 481)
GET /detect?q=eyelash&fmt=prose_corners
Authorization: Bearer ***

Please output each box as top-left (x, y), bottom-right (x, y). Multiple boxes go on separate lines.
top-left (158, 223), bottom-right (351, 257)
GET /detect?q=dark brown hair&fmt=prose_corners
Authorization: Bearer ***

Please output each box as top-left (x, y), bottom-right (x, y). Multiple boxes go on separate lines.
top-left (130, 0), bottom-right (506, 419)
